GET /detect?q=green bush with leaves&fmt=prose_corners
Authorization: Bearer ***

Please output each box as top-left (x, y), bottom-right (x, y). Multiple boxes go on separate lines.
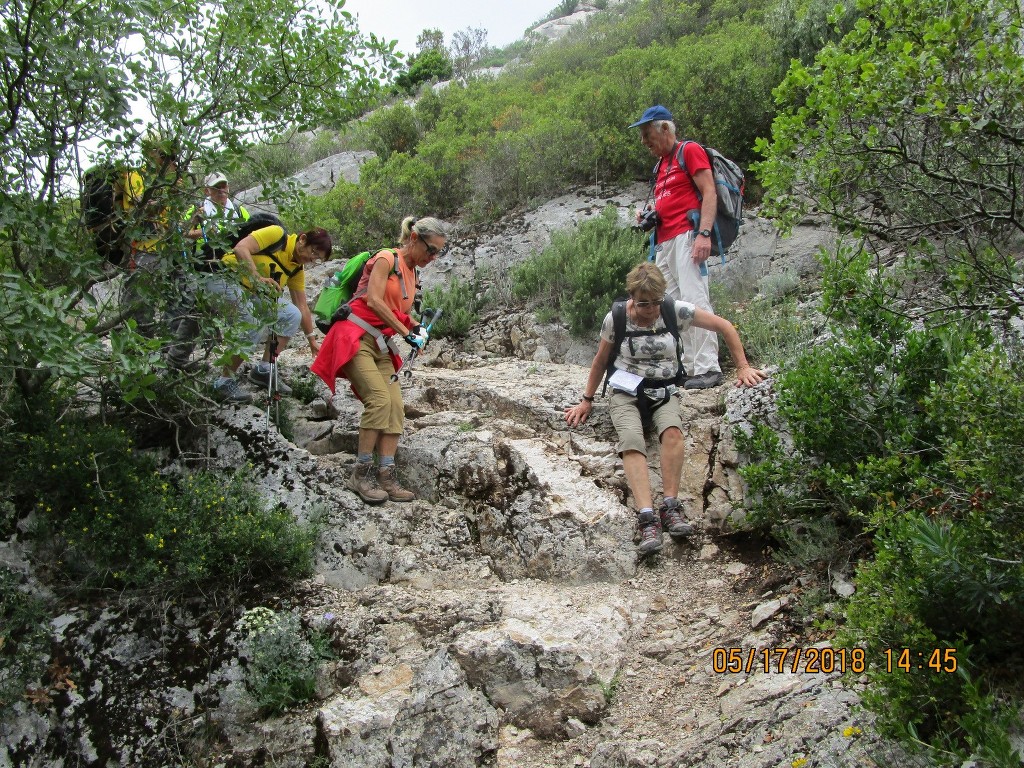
top-left (365, 102), bottom-right (422, 160)
top-left (738, 254), bottom-right (1024, 757)
top-left (512, 206), bottom-right (645, 336)
top-left (2, 408), bottom-right (314, 588)
top-left (393, 48), bottom-right (454, 94)
top-left (710, 286), bottom-right (813, 370)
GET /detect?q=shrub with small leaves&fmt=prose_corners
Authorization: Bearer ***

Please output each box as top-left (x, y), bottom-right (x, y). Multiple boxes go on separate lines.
top-left (0, 568), bottom-right (51, 714)
top-left (512, 206), bottom-right (645, 336)
top-left (237, 607), bottom-right (333, 717)
top-left (420, 276), bottom-right (487, 338)
top-left (2, 406), bottom-right (314, 589)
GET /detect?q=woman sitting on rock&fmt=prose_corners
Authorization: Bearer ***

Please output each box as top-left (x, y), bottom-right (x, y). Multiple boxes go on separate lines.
top-left (312, 216), bottom-right (448, 505)
top-left (564, 262), bottom-right (766, 556)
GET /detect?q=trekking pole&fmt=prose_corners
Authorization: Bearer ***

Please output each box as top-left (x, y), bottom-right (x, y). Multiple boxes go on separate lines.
top-left (390, 308), bottom-right (441, 383)
top-left (266, 332), bottom-right (280, 433)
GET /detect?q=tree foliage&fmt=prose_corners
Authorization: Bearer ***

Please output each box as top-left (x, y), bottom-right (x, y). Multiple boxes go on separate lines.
top-left (393, 48), bottom-right (454, 94)
top-left (755, 0), bottom-right (1024, 316)
top-left (0, 0), bottom-right (395, 414)
top-left (450, 26), bottom-right (490, 80)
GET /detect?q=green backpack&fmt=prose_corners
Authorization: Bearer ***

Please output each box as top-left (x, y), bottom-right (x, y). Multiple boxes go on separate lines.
top-left (313, 248), bottom-right (402, 330)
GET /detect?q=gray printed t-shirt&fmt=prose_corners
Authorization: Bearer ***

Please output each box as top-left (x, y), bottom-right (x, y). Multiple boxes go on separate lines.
top-left (599, 300), bottom-right (696, 381)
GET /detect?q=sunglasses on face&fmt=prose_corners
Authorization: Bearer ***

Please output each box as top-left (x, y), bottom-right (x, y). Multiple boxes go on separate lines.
top-left (633, 297), bottom-right (665, 309)
top-left (423, 240), bottom-right (448, 257)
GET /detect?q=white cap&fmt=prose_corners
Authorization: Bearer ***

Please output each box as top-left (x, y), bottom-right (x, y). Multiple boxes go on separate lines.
top-left (204, 172), bottom-right (228, 188)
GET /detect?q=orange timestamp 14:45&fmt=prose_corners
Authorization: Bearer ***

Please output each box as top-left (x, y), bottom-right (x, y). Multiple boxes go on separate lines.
top-left (885, 647), bottom-right (958, 674)
top-left (711, 646), bottom-right (958, 675)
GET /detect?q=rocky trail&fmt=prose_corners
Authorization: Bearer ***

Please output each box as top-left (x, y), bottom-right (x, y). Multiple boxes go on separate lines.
top-left (175, 345), bottom-right (910, 768)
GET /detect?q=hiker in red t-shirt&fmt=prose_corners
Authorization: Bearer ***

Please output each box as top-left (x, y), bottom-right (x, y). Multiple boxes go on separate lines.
top-left (630, 105), bottom-right (723, 390)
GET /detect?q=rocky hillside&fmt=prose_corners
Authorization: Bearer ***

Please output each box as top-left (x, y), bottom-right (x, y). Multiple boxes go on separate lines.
top-left (1, 169), bottom-right (928, 766)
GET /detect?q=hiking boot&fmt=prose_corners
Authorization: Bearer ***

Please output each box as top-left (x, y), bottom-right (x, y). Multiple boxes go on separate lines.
top-left (347, 462), bottom-right (388, 505)
top-left (376, 465), bottom-right (415, 502)
top-left (659, 499), bottom-right (695, 539)
top-left (213, 377), bottom-right (253, 404)
top-left (684, 371), bottom-right (723, 389)
top-left (166, 356), bottom-right (204, 374)
top-left (249, 365), bottom-right (293, 395)
top-left (636, 509), bottom-right (663, 556)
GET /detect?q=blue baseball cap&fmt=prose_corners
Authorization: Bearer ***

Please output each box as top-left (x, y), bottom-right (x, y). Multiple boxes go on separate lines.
top-left (628, 105), bottom-right (673, 128)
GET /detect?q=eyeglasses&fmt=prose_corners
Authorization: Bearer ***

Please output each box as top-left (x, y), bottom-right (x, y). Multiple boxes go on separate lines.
top-left (423, 240), bottom-right (448, 258)
top-left (632, 297), bottom-right (665, 309)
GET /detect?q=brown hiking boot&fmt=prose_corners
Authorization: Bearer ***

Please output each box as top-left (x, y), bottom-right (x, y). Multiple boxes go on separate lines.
top-left (347, 462), bottom-right (387, 505)
top-left (376, 465), bottom-right (415, 502)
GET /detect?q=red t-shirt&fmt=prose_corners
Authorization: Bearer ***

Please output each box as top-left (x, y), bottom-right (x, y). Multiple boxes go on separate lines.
top-left (653, 141), bottom-right (711, 244)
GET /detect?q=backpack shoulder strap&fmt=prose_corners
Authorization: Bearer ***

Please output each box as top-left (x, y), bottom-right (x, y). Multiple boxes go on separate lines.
top-left (677, 140), bottom-right (703, 203)
top-left (602, 300), bottom-right (628, 396)
top-left (661, 296), bottom-right (684, 383)
top-left (675, 140), bottom-right (691, 178)
top-left (612, 300), bottom-right (628, 349)
top-left (351, 248), bottom-right (405, 303)
top-left (660, 296), bottom-right (679, 339)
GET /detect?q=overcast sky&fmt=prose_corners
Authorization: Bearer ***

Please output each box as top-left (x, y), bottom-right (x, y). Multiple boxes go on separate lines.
top-left (340, 0), bottom-right (559, 54)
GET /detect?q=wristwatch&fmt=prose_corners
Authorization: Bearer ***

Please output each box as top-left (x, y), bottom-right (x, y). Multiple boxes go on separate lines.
top-left (698, 228), bottom-right (712, 238)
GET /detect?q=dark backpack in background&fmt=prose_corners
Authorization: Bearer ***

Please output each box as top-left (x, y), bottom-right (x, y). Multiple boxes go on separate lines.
top-left (655, 141), bottom-right (745, 259)
top-left (81, 162), bottom-right (129, 266)
top-left (195, 206), bottom-right (254, 264)
top-left (198, 211), bottom-right (288, 273)
top-left (602, 296), bottom-right (684, 395)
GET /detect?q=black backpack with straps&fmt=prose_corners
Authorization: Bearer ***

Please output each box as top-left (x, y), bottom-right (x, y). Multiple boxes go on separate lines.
top-left (197, 211), bottom-right (288, 272)
top-left (602, 297), bottom-right (684, 395)
top-left (81, 162), bottom-right (130, 266)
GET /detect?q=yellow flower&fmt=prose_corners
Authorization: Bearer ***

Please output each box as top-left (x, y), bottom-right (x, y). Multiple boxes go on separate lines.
top-left (792, 760), bottom-right (808, 768)
top-left (842, 726), bottom-right (862, 738)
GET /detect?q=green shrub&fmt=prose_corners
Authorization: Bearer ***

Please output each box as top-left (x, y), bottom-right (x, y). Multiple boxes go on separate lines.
top-left (843, 514), bottom-right (1023, 763)
top-left (365, 103), bottom-right (421, 160)
top-left (0, 568), bottom-right (50, 714)
top-left (512, 206), bottom-right (645, 335)
top-left (739, 257), bottom-right (1024, 758)
top-left (237, 607), bottom-right (334, 717)
top-left (393, 49), bottom-right (453, 94)
top-left (712, 290), bottom-right (813, 369)
top-left (420, 276), bottom-right (487, 338)
top-left (288, 369), bottom-right (321, 405)
top-left (4, 410), bottom-right (314, 589)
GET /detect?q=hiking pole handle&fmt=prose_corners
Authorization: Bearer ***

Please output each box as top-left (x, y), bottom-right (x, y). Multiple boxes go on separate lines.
top-left (390, 308), bottom-right (442, 382)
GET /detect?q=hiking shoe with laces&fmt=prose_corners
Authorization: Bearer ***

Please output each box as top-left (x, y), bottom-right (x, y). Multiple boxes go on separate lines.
top-left (659, 499), bottom-right (695, 539)
top-left (347, 462), bottom-right (388, 505)
top-left (636, 509), bottom-right (663, 556)
top-left (249, 366), bottom-right (293, 395)
top-left (376, 465), bottom-right (415, 502)
top-left (684, 371), bottom-right (724, 389)
top-left (213, 377), bottom-right (253, 404)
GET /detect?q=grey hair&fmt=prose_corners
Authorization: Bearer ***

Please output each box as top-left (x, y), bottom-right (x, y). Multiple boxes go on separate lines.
top-left (400, 216), bottom-right (448, 244)
top-left (653, 119), bottom-right (677, 137)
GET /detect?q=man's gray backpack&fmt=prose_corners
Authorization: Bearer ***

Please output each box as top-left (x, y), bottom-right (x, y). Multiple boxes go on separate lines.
top-left (658, 140), bottom-right (746, 259)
